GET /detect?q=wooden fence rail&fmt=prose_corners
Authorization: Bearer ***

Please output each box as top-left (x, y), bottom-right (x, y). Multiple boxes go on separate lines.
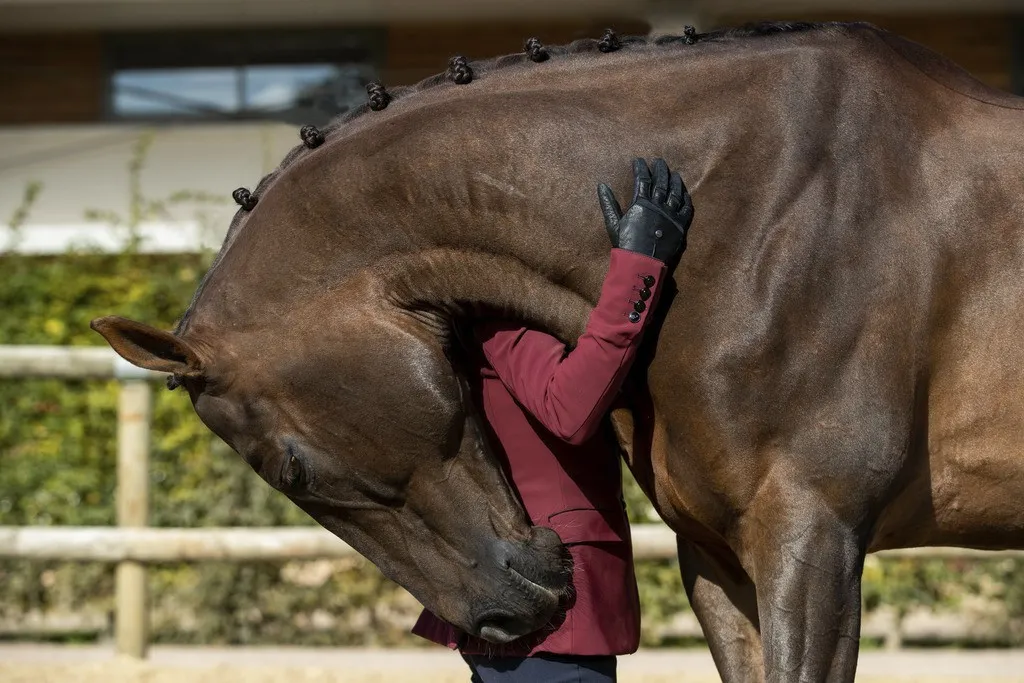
top-left (2, 345), bottom-right (1022, 658)
top-left (0, 345), bottom-right (163, 380)
top-left (3, 526), bottom-right (1024, 563)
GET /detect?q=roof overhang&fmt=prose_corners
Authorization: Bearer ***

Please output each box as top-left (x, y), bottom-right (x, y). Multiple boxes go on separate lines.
top-left (0, 0), bottom-right (1019, 33)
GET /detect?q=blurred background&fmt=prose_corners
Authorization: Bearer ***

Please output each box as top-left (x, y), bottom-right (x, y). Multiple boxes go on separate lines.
top-left (2, 1), bottom-right (1024, 681)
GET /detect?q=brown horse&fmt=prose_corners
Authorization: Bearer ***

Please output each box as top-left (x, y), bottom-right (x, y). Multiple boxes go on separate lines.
top-left (91, 22), bottom-right (1024, 682)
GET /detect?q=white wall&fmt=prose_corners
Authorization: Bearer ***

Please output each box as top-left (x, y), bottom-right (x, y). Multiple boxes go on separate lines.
top-left (0, 122), bottom-right (302, 254)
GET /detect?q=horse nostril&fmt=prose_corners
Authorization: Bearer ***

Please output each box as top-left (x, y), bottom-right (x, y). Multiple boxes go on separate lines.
top-left (489, 539), bottom-right (515, 570)
top-left (488, 532), bottom-right (570, 594)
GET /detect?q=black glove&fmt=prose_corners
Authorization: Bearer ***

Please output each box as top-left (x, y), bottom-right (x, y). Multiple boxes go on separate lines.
top-left (597, 158), bottom-right (694, 262)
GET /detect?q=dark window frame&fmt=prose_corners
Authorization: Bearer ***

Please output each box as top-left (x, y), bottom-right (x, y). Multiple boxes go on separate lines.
top-left (102, 27), bottom-right (386, 123)
top-left (1013, 17), bottom-right (1024, 96)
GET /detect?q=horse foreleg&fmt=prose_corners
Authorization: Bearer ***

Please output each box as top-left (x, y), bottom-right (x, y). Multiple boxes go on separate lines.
top-left (746, 502), bottom-right (866, 683)
top-left (678, 538), bottom-right (764, 682)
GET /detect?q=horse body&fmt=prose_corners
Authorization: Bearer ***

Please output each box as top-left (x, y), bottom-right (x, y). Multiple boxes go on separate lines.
top-left (93, 23), bottom-right (1024, 682)
top-left (633, 29), bottom-right (1024, 681)
top-left (632, 26), bottom-right (1024, 555)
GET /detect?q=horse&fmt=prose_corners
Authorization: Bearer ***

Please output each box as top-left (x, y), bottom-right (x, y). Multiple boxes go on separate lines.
top-left (91, 21), bottom-right (1024, 682)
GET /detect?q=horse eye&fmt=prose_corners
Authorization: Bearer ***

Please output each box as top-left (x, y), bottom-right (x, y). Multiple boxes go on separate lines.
top-left (281, 453), bottom-right (305, 490)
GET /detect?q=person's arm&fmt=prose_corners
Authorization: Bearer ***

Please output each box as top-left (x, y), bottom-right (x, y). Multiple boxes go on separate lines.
top-left (479, 249), bottom-right (666, 445)
top-left (480, 158), bottom-right (693, 445)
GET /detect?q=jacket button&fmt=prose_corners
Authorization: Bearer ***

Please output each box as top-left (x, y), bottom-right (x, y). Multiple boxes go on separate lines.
top-left (638, 287), bottom-right (651, 301)
top-left (633, 300), bottom-right (646, 313)
top-left (642, 275), bottom-right (656, 288)
top-left (628, 311), bottom-right (641, 323)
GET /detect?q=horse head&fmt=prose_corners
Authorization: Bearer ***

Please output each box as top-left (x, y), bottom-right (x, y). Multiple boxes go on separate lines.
top-left (92, 246), bottom-right (594, 642)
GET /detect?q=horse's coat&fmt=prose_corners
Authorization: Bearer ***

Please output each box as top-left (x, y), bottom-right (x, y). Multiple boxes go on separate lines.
top-left (92, 22), bottom-right (1024, 682)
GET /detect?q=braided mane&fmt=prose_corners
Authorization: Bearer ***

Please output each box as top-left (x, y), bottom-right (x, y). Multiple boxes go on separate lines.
top-left (173, 20), bottom-right (864, 339)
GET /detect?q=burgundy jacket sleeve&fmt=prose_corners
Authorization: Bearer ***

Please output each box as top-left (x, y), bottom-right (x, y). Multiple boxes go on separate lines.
top-left (478, 248), bottom-right (667, 445)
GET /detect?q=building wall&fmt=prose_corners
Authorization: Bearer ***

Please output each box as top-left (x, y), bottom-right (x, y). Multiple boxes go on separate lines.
top-left (0, 15), bottom-right (1018, 253)
top-left (0, 16), bottom-right (1017, 126)
top-left (0, 34), bottom-right (105, 124)
top-left (0, 19), bottom-right (647, 127)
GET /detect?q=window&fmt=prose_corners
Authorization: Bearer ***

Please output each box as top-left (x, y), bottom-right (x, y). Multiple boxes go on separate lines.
top-left (105, 28), bottom-right (385, 125)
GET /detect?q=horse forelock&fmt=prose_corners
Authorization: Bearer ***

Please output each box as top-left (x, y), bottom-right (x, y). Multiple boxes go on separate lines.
top-left (172, 19), bottom-right (872, 339)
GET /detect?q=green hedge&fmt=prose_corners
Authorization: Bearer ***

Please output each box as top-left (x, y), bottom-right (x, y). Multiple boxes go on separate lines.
top-left (1, 250), bottom-right (1022, 646)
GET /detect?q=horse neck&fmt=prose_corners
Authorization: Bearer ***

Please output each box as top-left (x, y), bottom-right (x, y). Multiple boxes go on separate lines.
top-left (182, 152), bottom-right (612, 339)
top-left (188, 27), bottom-right (962, 334)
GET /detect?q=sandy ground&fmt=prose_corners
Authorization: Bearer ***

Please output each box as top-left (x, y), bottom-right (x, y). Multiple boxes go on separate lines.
top-left (2, 645), bottom-right (1024, 682)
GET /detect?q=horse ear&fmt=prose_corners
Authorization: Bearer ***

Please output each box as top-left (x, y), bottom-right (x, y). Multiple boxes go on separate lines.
top-left (90, 316), bottom-right (203, 376)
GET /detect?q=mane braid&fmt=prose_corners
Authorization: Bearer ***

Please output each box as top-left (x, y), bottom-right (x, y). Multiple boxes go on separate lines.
top-left (172, 19), bottom-right (864, 336)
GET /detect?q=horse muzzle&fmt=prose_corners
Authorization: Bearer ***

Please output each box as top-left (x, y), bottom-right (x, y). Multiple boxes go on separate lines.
top-left (471, 526), bottom-right (572, 643)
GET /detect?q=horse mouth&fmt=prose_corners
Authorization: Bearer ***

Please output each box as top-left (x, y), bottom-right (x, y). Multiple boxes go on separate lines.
top-left (474, 567), bottom-right (561, 643)
top-left (509, 565), bottom-right (560, 603)
top-left (478, 617), bottom-right (534, 644)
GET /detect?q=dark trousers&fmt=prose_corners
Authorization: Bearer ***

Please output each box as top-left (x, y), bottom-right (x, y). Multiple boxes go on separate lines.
top-left (463, 654), bottom-right (616, 683)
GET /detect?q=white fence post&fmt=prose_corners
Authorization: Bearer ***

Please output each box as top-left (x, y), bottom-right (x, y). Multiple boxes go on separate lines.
top-left (114, 375), bottom-right (151, 659)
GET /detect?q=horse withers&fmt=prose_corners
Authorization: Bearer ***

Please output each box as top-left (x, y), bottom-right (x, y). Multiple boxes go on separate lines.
top-left (92, 22), bottom-right (1024, 682)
